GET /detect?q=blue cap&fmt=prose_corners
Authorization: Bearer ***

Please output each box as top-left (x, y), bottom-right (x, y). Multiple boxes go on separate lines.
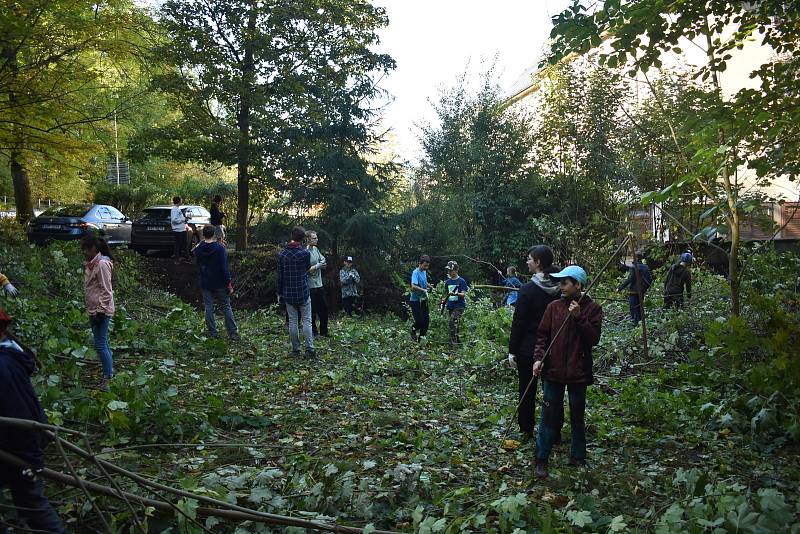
top-left (551, 265), bottom-right (588, 285)
top-left (680, 252), bottom-right (693, 263)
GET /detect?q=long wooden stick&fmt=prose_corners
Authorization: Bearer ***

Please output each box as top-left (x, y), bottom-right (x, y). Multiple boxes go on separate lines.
top-left (503, 235), bottom-right (631, 441)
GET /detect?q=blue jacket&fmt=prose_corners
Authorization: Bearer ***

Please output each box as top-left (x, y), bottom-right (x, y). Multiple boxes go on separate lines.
top-left (0, 339), bottom-right (49, 471)
top-left (277, 242), bottom-right (310, 305)
top-left (195, 241), bottom-right (231, 291)
top-left (618, 262), bottom-right (652, 294)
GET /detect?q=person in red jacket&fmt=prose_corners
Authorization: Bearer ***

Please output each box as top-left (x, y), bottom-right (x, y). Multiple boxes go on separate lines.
top-left (532, 265), bottom-right (602, 479)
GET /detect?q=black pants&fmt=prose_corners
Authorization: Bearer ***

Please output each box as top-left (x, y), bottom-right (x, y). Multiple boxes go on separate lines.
top-left (664, 294), bottom-right (684, 309)
top-left (341, 296), bottom-right (355, 316)
top-left (310, 287), bottom-right (329, 334)
top-left (0, 471), bottom-right (64, 533)
top-left (173, 231), bottom-right (188, 258)
top-left (410, 300), bottom-right (429, 337)
top-left (516, 354), bottom-right (563, 436)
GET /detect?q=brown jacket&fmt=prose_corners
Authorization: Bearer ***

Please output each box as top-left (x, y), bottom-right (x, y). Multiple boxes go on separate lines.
top-left (534, 295), bottom-right (603, 384)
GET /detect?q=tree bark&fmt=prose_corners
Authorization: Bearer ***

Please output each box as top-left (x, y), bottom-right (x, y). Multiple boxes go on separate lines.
top-left (3, 44), bottom-right (34, 223)
top-left (235, 5), bottom-right (257, 251)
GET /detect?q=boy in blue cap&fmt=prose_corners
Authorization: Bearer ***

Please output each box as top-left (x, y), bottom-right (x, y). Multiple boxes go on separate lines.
top-left (532, 265), bottom-right (603, 478)
top-left (664, 252), bottom-right (693, 309)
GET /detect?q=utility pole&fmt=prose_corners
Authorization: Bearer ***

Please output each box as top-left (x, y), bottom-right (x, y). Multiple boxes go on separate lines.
top-left (113, 109), bottom-right (120, 186)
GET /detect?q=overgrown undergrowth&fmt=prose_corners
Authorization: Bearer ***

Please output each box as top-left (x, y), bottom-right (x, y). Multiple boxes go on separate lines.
top-left (1, 236), bottom-right (798, 533)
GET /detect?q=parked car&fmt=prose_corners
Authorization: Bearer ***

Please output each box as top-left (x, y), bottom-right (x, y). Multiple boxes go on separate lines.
top-left (27, 204), bottom-right (132, 246)
top-left (130, 205), bottom-right (211, 255)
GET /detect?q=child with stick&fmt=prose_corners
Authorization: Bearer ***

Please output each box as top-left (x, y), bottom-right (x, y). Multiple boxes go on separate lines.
top-left (532, 265), bottom-right (603, 478)
top-left (443, 261), bottom-right (468, 347)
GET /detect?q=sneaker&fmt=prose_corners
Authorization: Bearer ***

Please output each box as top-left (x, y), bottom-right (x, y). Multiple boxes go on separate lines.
top-left (304, 349), bottom-right (317, 360)
top-left (568, 457), bottom-right (588, 468)
top-left (535, 460), bottom-right (549, 479)
top-left (229, 333), bottom-right (240, 341)
top-left (410, 331), bottom-right (418, 342)
top-left (98, 378), bottom-right (111, 391)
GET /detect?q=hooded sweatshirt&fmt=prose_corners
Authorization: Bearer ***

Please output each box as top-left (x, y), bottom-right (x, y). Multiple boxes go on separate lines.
top-left (195, 240), bottom-right (231, 291)
top-left (534, 294), bottom-right (603, 384)
top-left (508, 273), bottom-right (561, 358)
top-left (84, 253), bottom-right (115, 316)
top-left (0, 338), bottom-right (49, 471)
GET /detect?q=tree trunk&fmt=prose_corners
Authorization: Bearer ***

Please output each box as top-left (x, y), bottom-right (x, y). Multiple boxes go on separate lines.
top-left (3, 44), bottom-right (34, 224)
top-left (235, 5), bottom-right (257, 251)
top-left (10, 151), bottom-right (34, 223)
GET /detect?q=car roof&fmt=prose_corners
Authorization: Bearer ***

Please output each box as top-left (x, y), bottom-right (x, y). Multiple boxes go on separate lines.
top-left (144, 205), bottom-right (204, 210)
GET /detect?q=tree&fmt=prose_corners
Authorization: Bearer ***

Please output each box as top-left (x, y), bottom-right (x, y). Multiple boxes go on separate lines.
top-left (419, 71), bottom-right (537, 262)
top-left (548, 0), bottom-right (800, 315)
top-left (0, 0), bottom-right (150, 222)
top-left (148, 0), bottom-right (393, 250)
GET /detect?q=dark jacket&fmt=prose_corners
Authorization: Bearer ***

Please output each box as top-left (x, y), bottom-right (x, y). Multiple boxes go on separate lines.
top-left (195, 241), bottom-right (231, 291)
top-left (277, 242), bottom-right (311, 305)
top-left (0, 340), bottom-right (48, 470)
top-left (534, 295), bottom-right (603, 384)
top-left (618, 262), bottom-right (652, 294)
top-left (209, 203), bottom-right (225, 226)
top-left (664, 263), bottom-right (692, 298)
top-left (508, 275), bottom-right (561, 358)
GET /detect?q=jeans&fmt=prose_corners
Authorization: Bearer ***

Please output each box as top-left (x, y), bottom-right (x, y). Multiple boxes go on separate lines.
top-left (0, 471), bottom-right (64, 533)
top-left (448, 307), bottom-right (464, 345)
top-left (410, 300), bottom-right (429, 337)
top-left (341, 296), bottom-right (355, 316)
top-left (173, 231), bottom-right (188, 258)
top-left (310, 287), bottom-right (328, 335)
top-left (90, 314), bottom-right (113, 378)
top-left (536, 380), bottom-right (587, 462)
top-left (286, 298), bottom-right (313, 352)
top-left (202, 288), bottom-right (238, 337)
top-left (628, 293), bottom-right (642, 325)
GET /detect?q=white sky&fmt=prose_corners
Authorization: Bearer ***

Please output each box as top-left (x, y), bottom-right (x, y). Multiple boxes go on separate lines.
top-left (373, 0), bottom-right (571, 163)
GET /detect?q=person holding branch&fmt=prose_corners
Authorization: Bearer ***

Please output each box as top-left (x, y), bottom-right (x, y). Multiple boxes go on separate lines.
top-left (532, 265), bottom-right (603, 478)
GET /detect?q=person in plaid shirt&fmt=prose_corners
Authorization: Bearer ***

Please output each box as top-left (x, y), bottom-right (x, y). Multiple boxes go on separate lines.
top-left (277, 226), bottom-right (315, 358)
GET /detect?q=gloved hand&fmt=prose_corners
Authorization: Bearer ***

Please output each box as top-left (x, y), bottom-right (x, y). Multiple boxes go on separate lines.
top-left (3, 283), bottom-right (18, 297)
top-left (507, 354), bottom-right (517, 369)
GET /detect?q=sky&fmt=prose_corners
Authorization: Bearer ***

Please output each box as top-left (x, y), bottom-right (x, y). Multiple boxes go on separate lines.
top-left (373, 0), bottom-right (571, 163)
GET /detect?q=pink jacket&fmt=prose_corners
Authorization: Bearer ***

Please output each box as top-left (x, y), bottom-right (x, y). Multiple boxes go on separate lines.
top-left (84, 253), bottom-right (115, 316)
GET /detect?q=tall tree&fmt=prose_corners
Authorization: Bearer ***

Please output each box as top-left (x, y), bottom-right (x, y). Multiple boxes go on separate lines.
top-left (150, 0), bottom-right (393, 250)
top-left (0, 0), bottom-right (149, 222)
top-left (548, 0), bottom-right (800, 315)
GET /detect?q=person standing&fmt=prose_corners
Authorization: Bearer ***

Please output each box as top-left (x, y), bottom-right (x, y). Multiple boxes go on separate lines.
top-left (306, 231), bottom-right (328, 336)
top-left (209, 195), bottom-right (226, 243)
top-left (339, 257), bottom-right (361, 317)
top-left (443, 261), bottom-right (468, 347)
top-left (617, 253), bottom-right (652, 325)
top-left (0, 272), bottom-right (18, 297)
top-left (195, 225), bottom-right (239, 340)
top-left (664, 252), bottom-right (693, 309)
top-left (0, 310), bottom-right (65, 534)
top-left (277, 226), bottom-right (315, 358)
top-left (409, 255), bottom-right (431, 341)
top-left (170, 196), bottom-right (189, 262)
top-left (507, 245), bottom-right (561, 439)
top-left (82, 234), bottom-right (115, 387)
top-left (532, 266), bottom-right (603, 478)
top-left (503, 266), bottom-right (523, 307)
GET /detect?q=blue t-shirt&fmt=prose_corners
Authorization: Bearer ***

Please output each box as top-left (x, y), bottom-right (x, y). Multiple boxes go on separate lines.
top-left (410, 267), bottom-right (428, 302)
top-left (504, 276), bottom-right (522, 306)
top-left (444, 276), bottom-right (468, 309)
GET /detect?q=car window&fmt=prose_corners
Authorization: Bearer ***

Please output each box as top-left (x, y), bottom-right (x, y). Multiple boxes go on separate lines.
top-left (41, 204), bottom-right (91, 217)
top-left (197, 208), bottom-right (210, 218)
top-left (97, 208), bottom-right (112, 220)
top-left (107, 207), bottom-right (125, 219)
top-left (139, 209), bottom-right (170, 221)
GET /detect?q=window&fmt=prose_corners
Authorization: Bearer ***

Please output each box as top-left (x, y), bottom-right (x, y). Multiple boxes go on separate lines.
top-left (41, 204), bottom-right (91, 217)
top-left (108, 207), bottom-right (125, 220)
top-left (97, 208), bottom-right (113, 220)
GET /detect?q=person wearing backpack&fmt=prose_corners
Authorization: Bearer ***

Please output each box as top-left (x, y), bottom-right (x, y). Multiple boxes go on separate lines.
top-left (617, 253), bottom-right (651, 326)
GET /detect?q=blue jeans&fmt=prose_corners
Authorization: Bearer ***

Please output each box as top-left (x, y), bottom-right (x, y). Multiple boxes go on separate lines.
top-left (286, 298), bottom-right (313, 352)
top-left (0, 471), bottom-right (64, 533)
top-left (202, 288), bottom-right (238, 337)
top-left (90, 314), bottom-right (113, 378)
top-left (628, 294), bottom-right (642, 325)
top-left (536, 380), bottom-right (587, 462)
